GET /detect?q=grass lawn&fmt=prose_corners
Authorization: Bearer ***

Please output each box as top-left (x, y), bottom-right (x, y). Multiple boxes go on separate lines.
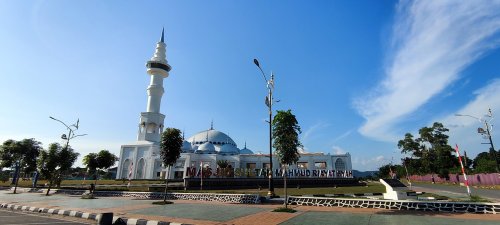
top-left (1, 179), bottom-right (386, 196)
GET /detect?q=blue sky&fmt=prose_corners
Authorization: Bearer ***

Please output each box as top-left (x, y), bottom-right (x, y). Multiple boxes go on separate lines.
top-left (1, 1), bottom-right (500, 171)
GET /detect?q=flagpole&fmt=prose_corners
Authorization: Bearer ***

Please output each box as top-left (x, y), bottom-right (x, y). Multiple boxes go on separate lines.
top-left (455, 144), bottom-right (471, 196)
top-left (403, 161), bottom-right (412, 190)
top-left (128, 162), bottom-right (133, 188)
top-left (200, 161), bottom-right (203, 191)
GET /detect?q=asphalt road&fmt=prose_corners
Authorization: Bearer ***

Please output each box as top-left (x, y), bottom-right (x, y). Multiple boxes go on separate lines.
top-left (412, 183), bottom-right (500, 201)
top-left (0, 209), bottom-right (92, 225)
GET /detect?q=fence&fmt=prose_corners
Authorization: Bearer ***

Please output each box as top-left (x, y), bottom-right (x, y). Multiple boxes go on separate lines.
top-left (409, 173), bottom-right (500, 185)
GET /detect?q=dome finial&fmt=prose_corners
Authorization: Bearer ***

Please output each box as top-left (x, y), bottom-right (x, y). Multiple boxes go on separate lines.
top-left (210, 119), bottom-right (214, 130)
top-left (160, 27), bottom-right (164, 43)
top-left (244, 141), bottom-right (247, 148)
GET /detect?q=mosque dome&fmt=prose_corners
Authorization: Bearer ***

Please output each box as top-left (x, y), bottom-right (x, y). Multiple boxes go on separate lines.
top-left (219, 143), bottom-right (240, 155)
top-left (195, 142), bottom-right (216, 154)
top-left (239, 146), bottom-right (254, 154)
top-left (181, 140), bottom-right (193, 153)
top-left (187, 129), bottom-right (237, 147)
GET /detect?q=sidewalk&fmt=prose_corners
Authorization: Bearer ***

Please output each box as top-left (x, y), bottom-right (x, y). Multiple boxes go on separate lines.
top-left (1, 191), bottom-right (499, 225)
top-left (410, 183), bottom-right (500, 202)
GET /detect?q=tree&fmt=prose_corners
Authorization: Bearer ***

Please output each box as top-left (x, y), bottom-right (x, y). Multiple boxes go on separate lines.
top-left (216, 160), bottom-right (229, 177)
top-left (83, 150), bottom-right (118, 184)
top-left (377, 164), bottom-right (405, 179)
top-left (159, 128), bottom-right (183, 203)
top-left (82, 153), bottom-right (98, 179)
top-left (397, 122), bottom-right (459, 179)
top-left (38, 143), bottom-right (79, 196)
top-left (473, 152), bottom-right (498, 173)
top-left (272, 110), bottom-right (302, 208)
top-left (0, 138), bottom-right (42, 193)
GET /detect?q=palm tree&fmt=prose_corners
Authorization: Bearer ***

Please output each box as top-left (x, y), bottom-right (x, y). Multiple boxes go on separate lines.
top-left (160, 128), bottom-right (183, 203)
top-left (272, 109), bottom-right (302, 208)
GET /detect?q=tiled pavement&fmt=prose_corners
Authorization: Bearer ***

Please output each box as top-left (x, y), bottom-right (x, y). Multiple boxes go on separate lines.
top-left (1, 191), bottom-right (499, 225)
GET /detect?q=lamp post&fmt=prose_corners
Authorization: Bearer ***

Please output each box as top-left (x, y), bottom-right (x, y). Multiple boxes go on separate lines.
top-left (253, 58), bottom-right (276, 197)
top-left (49, 116), bottom-right (87, 187)
top-left (49, 116), bottom-right (87, 149)
top-left (455, 108), bottom-right (499, 173)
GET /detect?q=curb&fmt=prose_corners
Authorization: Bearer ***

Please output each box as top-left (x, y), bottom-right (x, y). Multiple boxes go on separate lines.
top-left (0, 203), bottom-right (190, 225)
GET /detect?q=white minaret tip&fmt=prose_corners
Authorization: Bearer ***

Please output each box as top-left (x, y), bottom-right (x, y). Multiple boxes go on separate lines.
top-left (146, 28), bottom-right (171, 76)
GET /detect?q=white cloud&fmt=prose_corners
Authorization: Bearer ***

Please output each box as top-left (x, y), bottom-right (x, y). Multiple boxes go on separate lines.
top-left (301, 122), bottom-right (330, 143)
top-left (331, 129), bottom-right (353, 143)
top-left (332, 145), bottom-right (346, 155)
top-left (355, 0), bottom-right (500, 141)
top-left (437, 79), bottom-right (500, 157)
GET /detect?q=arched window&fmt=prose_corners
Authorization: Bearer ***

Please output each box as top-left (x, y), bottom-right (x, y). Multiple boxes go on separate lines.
top-left (335, 158), bottom-right (345, 171)
top-left (136, 158), bottom-right (146, 179)
top-left (146, 123), bottom-right (157, 133)
top-left (121, 159), bottom-right (130, 179)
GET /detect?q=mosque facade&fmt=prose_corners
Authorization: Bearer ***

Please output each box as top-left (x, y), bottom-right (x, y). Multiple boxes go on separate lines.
top-left (116, 31), bottom-right (352, 180)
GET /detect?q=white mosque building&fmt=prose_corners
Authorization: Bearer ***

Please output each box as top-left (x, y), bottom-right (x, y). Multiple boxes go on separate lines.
top-left (116, 30), bottom-right (352, 180)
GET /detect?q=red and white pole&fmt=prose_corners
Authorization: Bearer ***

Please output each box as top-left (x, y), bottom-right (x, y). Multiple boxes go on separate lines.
top-left (455, 144), bottom-right (471, 196)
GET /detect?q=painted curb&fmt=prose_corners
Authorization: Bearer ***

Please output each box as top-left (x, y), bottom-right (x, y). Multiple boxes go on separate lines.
top-left (0, 202), bottom-right (191, 225)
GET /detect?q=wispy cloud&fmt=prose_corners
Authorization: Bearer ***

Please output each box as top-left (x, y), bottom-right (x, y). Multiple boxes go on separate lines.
top-left (355, 0), bottom-right (500, 141)
top-left (438, 79), bottom-right (500, 156)
top-left (332, 145), bottom-right (346, 155)
top-left (301, 122), bottom-right (330, 143)
top-left (331, 129), bottom-right (353, 143)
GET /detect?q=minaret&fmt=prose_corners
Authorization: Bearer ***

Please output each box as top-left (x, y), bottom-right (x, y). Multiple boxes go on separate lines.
top-left (137, 28), bottom-right (172, 142)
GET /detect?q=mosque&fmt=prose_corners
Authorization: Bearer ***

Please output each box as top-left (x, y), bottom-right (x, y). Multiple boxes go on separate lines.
top-left (116, 30), bottom-right (352, 181)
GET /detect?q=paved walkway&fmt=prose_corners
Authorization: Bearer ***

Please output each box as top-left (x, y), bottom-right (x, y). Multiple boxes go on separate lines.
top-left (0, 209), bottom-right (92, 225)
top-left (1, 191), bottom-right (499, 225)
top-left (411, 183), bottom-right (500, 202)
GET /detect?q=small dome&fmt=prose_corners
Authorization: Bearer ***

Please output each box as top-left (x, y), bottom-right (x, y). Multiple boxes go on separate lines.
top-left (195, 142), bottom-right (216, 154)
top-left (187, 129), bottom-right (236, 147)
top-left (181, 140), bottom-right (193, 153)
top-left (219, 144), bottom-right (240, 155)
top-left (239, 147), bottom-right (254, 154)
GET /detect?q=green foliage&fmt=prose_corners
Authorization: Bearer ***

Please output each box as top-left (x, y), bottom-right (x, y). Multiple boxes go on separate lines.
top-left (160, 128), bottom-right (183, 167)
top-left (160, 128), bottom-right (183, 203)
top-left (0, 138), bottom-right (42, 174)
top-left (83, 150), bottom-right (118, 177)
top-left (83, 153), bottom-right (99, 173)
top-left (0, 171), bottom-right (9, 183)
top-left (473, 152), bottom-right (498, 173)
top-left (272, 110), bottom-right (302, 166)
top-left (38, 143), bottom-right (61, 183)
top-left (272, 109), bottom-right (302, 208)
top-left (397, 122), bottom-right (459, 178)
top-left (469, 195), bottom-right (491, 203)
top-left (377, 164), bottom-right (406, 179)
top-left (37, 143), bottom-right (79, 195)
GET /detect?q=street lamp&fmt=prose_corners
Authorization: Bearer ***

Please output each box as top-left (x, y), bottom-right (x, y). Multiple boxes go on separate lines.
top-left (49, 116), bottom-right (87, 150)
top-left (253, 58), bottom-right (276, 197)
top-left (455, 108), bottom-right (499, 173)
